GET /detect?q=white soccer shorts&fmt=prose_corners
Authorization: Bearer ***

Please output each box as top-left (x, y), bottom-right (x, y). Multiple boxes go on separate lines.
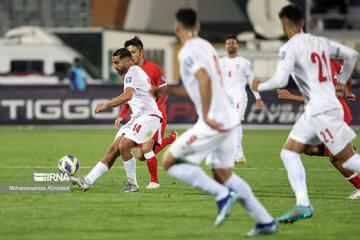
top-left (289, 108), bottom-right (356, 155)
top-left (169, 122), bottom-right (236, 169)
top-left (115, 115), bottom-right (161, 145)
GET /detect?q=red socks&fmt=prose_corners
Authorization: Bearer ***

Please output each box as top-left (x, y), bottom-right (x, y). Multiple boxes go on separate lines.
top-left (348, 174), bottom-right (360, 189)
top-left (146, 156), bottom-right (159, 184)
top-left (144, 151), bottom-right (159, 184)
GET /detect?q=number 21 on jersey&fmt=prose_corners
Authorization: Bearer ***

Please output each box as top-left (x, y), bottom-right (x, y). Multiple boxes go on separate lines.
top-left (311, 51), bottom-right (329, 83)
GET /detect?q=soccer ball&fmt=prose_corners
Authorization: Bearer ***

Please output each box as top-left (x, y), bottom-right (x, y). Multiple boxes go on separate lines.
top-left (58, 155), bottom-right (79, 176)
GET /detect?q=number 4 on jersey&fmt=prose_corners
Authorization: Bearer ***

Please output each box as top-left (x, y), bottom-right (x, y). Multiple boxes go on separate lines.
top-left (311, 51), bottom-right (328, 83)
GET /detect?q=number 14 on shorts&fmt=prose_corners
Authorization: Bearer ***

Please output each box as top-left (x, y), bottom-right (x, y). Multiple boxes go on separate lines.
top-left (133, 124), bottom-right (142, 133)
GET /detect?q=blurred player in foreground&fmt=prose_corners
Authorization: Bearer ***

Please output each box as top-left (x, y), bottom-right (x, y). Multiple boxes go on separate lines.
top-left (277, 59), bottom-right (360, 199)
top-left (221, 34), bottom-right (263, 164)
top-left (70, 48), bottom-right (162, 192)
top-left (152, 8), bottom-right (277, 236)
top-left (252, 4), bottom-right (360, 223)
top-left (115, 36), bottom-right (177, 190)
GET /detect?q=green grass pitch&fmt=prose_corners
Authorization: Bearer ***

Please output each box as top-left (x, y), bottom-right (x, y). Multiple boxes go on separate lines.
top-left (0, 128), bottom-right (360, 240)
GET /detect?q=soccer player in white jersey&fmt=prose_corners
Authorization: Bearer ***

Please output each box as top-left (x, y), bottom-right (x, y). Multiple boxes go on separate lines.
top-left (221, 34), bottom-right (264, 164)
top-left (251, 4), bottom-right (360, 223)
top-left (70, 48), bottom-right (162, 192)
top-left (152, 8), bottom-right (277, 236)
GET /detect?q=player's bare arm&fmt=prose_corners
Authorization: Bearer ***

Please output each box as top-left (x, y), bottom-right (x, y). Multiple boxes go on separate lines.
top-left (345, 76), bottom-right (355, 101)
top-left (195, 68), bottom-right (226, 132)
top-left (252, 77), bottom-right (264, 109)
top-left (277, 89), bottom-right (305, 104)
top-left (150, 85), bottom-right (189, 98)
top-left (114, 117), bottom-right (123, 129)
top-left (251, 78), bottom-right (261, 91)
top-left (95, 88), bottom-right (135, 114)
top-left (335, 83), bottom-right (346, 98)
top-left (255, 99), bottom-right (264, 109)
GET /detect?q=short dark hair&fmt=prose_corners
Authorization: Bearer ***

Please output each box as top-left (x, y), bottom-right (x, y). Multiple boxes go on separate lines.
top-left (225, 34), bottom-right (237, 42)
top-left (112, 48), bottom-right (132, 59)
top-left (124, 36), bottom-right (144, 51)
top-left (74, 58), bottom-right (81, 63)
top-left (279, 4), bottom-right (303, 25)
top-left (175, 8), bottom-right (197, 29)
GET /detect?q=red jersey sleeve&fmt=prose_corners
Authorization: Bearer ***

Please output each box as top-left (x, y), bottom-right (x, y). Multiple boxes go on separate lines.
top-left (119, 104), bottom-right (130, 118)
top-left (154, 65), bottom-right (167, 88)
top-left (330, 59), bottom-right (343, 74)
top-left (153, 65), bottom-right (167, 108)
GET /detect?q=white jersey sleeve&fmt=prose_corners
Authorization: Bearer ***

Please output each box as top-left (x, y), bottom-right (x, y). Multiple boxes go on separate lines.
top-left (329, 40), bottom-right (358, 84)
top-left (124, 69), bottom-right (138, 90)
top-left (183, 53), bottom-right (205, 76)
top-left (258, 44), bottom-right (293, 91)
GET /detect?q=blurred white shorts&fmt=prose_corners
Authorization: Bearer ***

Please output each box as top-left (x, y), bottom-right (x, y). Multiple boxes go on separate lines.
top-left (170, 122), bottom-right (235, 169)
top-left (289, 109), bottom-right (356, 155)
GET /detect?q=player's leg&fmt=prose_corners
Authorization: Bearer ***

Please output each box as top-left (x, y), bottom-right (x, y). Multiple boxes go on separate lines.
top-left (304, 144), bottom-right (360, 198)
top-left (153, 131), bottom-right (177, 155)
top-left (213, 168), bottom-right (277, 235)
top-left (70, 135), bottom-right (123, 191)
top-left (163, 127), bottom-right (236, 226)
top-left (119, 137), bottom-right (138, 192)
top-left (141, 139), bottom-right (161, 188)
top-left (277, 112), bottom-right (317, 223)
top-left (334, 143), bottom-right (360, 200)
top-left (328, 152), bottom-right (360, 199)
top-left (337, 144), bottom-right (360, 182)
top-left (152, 115), bottom-right (177, 155)
top-left (277, 138), bottom-right (314, 223)
top-left (234, 100), bottom-right (247, 164)
top-left (209, 130), bottom-right (277, 235)
top-left (311, 110), bottom-right (360, 183)
top-left (120, 115), bottom-right (162, 192)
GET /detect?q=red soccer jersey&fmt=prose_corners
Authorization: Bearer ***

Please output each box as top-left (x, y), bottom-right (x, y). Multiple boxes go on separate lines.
top-left (141, 60), bottom-right (168, 116)
top-left (330, 59), bottom-right (343, 86)
top-left (330, 59), bottom-right (352, 125)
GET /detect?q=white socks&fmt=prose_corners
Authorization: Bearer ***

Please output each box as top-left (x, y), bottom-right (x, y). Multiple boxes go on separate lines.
top-left (224, 173), bottom-right (273, 224)
top-left (343, 154), bottom-right (360, 173)
top-left (167, 163), bottom-right (229, 201)
top-left (280, 149), bottom-right (310, 206)
top-left (85, 161), bottom-right (109, 185)
top-left (235, 125), bottom-right (244, 153)
top-left (123, 157), bottom-right (137, 184)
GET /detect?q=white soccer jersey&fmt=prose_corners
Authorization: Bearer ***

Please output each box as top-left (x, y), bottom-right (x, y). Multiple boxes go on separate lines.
top-left (123, 65), bottom-right (162, 118)
top-left (259, 32), bottom-right (354, 116)
top-left (220, 56), bottom-right (260, 103)
top-left (178, 38), bottom-right (239, 130)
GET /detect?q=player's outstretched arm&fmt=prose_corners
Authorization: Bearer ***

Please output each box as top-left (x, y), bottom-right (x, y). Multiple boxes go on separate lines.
top-left (277, 89), bottom-right (305, 104)
top-left (95, 88), bottom-right (134, 114)
top-left (195, 68), bottom-right (225, 132)
top-left (150, 85), bottom-right (189, 97)
top-left (252, 68), bottom-right (291, 92)
top-left (115, 104), bottom-right (130, 128)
